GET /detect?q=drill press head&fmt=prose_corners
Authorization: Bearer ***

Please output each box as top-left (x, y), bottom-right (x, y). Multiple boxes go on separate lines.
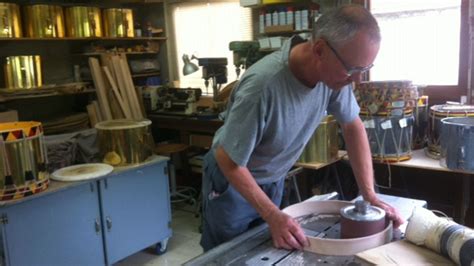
top-left (229, 41), bottom-right (261, 78)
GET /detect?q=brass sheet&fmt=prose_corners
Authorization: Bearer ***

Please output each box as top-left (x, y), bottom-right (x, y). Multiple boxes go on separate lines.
top-left (4, 55), bottom-right (42, 89)
top-left (102, 8), bottom-right (134, 37)
top-left (24, 4), bottom-right (65, 38)
top-left (0, 3), bottom-right (22, 37)
top-left (96, 119), bottom-right (154, 166)
top-left (65, 6), bottom-right (102, 37)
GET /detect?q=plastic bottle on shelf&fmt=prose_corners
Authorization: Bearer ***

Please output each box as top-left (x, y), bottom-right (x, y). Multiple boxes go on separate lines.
top-left (301, 8), bottom-right (309, 30)
top-left (295, 9), bottom-right (302, 31)
top-left (286, 7), bottom-right (294, 27)
top-left (272, 9), bottom-right (279, 26)
top-left (259, 10), bottom-right (265, 33)
top-left (279, 7), bottom-right (286, 26)
top-left (265, 9), bottom-right (272, 28)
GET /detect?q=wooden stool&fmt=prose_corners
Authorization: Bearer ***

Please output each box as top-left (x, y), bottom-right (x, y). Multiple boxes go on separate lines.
top-left (155, 143), bottom-right (196, 205)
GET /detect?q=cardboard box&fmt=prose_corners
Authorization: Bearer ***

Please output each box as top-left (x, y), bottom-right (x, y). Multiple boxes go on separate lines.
top-left (0, 110), bottom-right (18, 122)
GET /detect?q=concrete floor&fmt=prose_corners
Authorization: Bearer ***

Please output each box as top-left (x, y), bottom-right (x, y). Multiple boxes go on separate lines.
top-left (116, 204), bottom-right (203, 266)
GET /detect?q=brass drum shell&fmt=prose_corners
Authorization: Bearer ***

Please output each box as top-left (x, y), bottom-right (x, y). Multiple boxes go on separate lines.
top-left (102, 8), bottom-right (134, 37)
top-left (65, 6), bottom-right (102, 37)
top-left (4, 55), bottom-right (42, 89)
top-left (24, 5), bottom-right (65, 38)
top-left (0, 3), bottom-right (22, 37)
top-left (96, 119), bottom-right (154, 167)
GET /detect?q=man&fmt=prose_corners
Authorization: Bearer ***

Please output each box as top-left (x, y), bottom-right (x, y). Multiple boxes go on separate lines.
top-left (200, 4), bottom-right (404, 252)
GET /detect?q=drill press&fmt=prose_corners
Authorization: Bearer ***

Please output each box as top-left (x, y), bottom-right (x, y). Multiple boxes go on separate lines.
top-left (197, 57), bottom-right (228, 101)
top-left (229, 41), bottom-right (262, 78)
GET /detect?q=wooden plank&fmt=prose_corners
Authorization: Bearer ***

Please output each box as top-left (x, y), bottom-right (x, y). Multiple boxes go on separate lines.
top-left (103, 66), bottom-right (132, 119)
top-left (355, 240), bottom-right (454, 265)
top-left (86, 104), bottom-right (99, 127)
top-left (88, 57), bottom-right (113, 120)
top-left (92, 100), bottom-right (103, 122)
top-left (118, 57), bottom-right (144, 119)
top-left (111, 55), bottom-right (139, 119)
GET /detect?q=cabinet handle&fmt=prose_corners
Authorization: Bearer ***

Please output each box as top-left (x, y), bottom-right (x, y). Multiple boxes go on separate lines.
top-left (106, 216), bottom-right (112, 231)
top-left (95, 218), bottom-right (101, 234)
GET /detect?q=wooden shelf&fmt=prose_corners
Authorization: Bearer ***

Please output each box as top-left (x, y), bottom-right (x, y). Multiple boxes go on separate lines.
top-left (0, 83), bottom-right (94, 101)
top-left (131, 71), bottom-right (160, 78)
top-left (75, 51), bottom-right (160, 56)
top-left (0, 37), bottom-right (167, 42)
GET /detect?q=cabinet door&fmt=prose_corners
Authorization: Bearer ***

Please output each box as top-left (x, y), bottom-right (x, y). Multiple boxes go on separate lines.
top-left (100, 161), bottom-right (172, 264)
top-left (2, 182), bottom-right (104, 266)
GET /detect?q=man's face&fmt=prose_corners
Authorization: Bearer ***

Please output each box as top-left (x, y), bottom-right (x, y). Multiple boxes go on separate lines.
top-left (318, 31), bottom-right (380, 90)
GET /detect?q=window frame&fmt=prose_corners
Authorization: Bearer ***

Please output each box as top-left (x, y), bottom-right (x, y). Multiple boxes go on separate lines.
top-left (365, 0), bottom-right (469, 104)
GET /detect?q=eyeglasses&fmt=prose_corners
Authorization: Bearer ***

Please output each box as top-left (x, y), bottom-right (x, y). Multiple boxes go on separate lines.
top-left (325, 40), bottom-right (373, 76)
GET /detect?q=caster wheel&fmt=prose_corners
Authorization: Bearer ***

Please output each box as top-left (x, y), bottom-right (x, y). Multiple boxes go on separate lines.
top-left (155, 239), bottom-right (169, 255)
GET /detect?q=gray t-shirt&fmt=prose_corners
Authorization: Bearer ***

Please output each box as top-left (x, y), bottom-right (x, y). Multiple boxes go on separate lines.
top-left (211, 36), bottom-right (360, 184)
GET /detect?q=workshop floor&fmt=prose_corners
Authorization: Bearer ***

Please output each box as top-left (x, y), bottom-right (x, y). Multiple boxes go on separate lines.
top-left (116, 203), bottom-right (203, 265)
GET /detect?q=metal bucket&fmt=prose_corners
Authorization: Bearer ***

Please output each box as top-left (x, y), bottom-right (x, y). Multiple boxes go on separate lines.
top-left (102, 8), bottom-right (134, 37)
top-left (23, 4), bottom-right (65, 38)
top-left (95, 119), bottom-right (154, 167)
top-left (65, 6), bottom-right (102, 37)
top-left (4, 55), bottom-right (42, 89)
top-left (440, 117), bottom-right (474, 173)
top-left (0, 3), bottom-right (22, 37)
top-left (298, 115), bottom-right (338, 163)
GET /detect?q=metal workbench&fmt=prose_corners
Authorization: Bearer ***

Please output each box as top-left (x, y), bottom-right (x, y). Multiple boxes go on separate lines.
top-left (184, 194), bottom-right (427, 265)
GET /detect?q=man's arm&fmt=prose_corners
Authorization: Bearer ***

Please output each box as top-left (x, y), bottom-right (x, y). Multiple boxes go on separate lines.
top-left (340, 117), bottom-right (404, 227)
top-left (214, 145), bottom-right (308, 250)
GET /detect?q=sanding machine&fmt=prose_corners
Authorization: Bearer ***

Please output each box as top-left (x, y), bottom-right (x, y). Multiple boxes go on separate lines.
top-left (184, 194), bottom-right (427, 265)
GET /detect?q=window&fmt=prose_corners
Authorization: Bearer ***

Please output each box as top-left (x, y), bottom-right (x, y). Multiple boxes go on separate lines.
top-left (171, 1), bottom-right (253, 95)
top-left (370, 0), bottom-right (461, 86)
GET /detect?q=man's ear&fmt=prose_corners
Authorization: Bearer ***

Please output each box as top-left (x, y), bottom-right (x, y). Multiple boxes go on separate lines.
top-left (312, 39), bottom-right (325, 59)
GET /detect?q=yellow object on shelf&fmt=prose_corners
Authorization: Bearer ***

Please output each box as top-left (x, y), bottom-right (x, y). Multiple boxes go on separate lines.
top-left (23, 4), bottom-right (65, 38)
top-left (298, 115), bottom-right (338, 163)
top-left (262, 0), bottom-right (294, 4)
top-left (102, 8), bottom-right (134, 37)
top-left (65, 6), bottom-right (103, 37)
top-left (0, 3), bottom-right (22, 37)
top-left (4, 55), bottom-right (42, 89)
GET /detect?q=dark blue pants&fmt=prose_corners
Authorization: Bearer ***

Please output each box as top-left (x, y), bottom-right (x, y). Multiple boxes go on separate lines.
top-left (200, 151), bottom-right (285, 251)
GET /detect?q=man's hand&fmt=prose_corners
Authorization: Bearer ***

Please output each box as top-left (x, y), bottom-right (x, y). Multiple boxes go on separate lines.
top-left (369, 198), bottom-right (405, 228)
top-left (265, 209), bottom-right (309, 250)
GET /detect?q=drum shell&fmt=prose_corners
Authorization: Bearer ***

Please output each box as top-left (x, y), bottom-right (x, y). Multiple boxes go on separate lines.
top-left (0, 121), bottom-right (49, 200)
top-left (23, 4), bottom-right (65, 38)
top-left (298, 115), bottom-right (338, 163)
top-left (0, 3), bottom-right (22, 37)
top-left (102, 8), bottom-right (134, 37)
top-left (354, 80), bottom-right (418, 115)
top-left (440, 117), bottom-right (474, 173)
top-left (65, 6), bottom-right (102, 37)
top-left (361, 112), bottom-right (414, 162)
top-left (96, 119), bottom-right (154, 167)
top-left (4, 55), bottom-right (42, 89)
top-left (427, 104), bottom-right (474, 158)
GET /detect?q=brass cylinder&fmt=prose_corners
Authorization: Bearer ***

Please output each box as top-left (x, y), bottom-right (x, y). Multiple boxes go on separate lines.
top-left (4, 55), bottom-right (42, 89)
top-left (96, 119), bottom-right (154, 167)
top-left (65, 6), bottom-right (102, 37)
top-left (103, 8), bottom-right (134, 37)
top-left (298, 115), bottom-right (338, 163)
top-left (0, 3), bottom-right (22, 37)
top-left (23, 5), bottom-right (65, 38)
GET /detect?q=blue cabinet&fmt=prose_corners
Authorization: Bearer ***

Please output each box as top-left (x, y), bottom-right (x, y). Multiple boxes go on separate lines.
top-left (0, 157), bottom-right (171, 266)
top-left (100, 161), bottom-right (172, 265)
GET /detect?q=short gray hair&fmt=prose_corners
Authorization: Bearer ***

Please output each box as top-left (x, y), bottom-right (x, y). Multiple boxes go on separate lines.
top-left (312, 4), bottom-right (380, 49)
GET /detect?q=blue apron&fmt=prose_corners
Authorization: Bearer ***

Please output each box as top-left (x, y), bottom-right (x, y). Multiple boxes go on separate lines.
top-left (200, 151), bottom-right (285, 251)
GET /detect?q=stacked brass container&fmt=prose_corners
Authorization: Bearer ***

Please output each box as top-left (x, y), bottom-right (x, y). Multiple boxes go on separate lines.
top-left (298, 115), bottom-right (339, 163)
top-left (0, 3), bottom-right (22, 37)
top-left (4, 55), bottom-right (42, 89)
top-left (23, 4), bottom-right (65, 38)
top-left (65, 6), bottom-right (102, 37)
top-left (102, 8), bottom-right (134, 37)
